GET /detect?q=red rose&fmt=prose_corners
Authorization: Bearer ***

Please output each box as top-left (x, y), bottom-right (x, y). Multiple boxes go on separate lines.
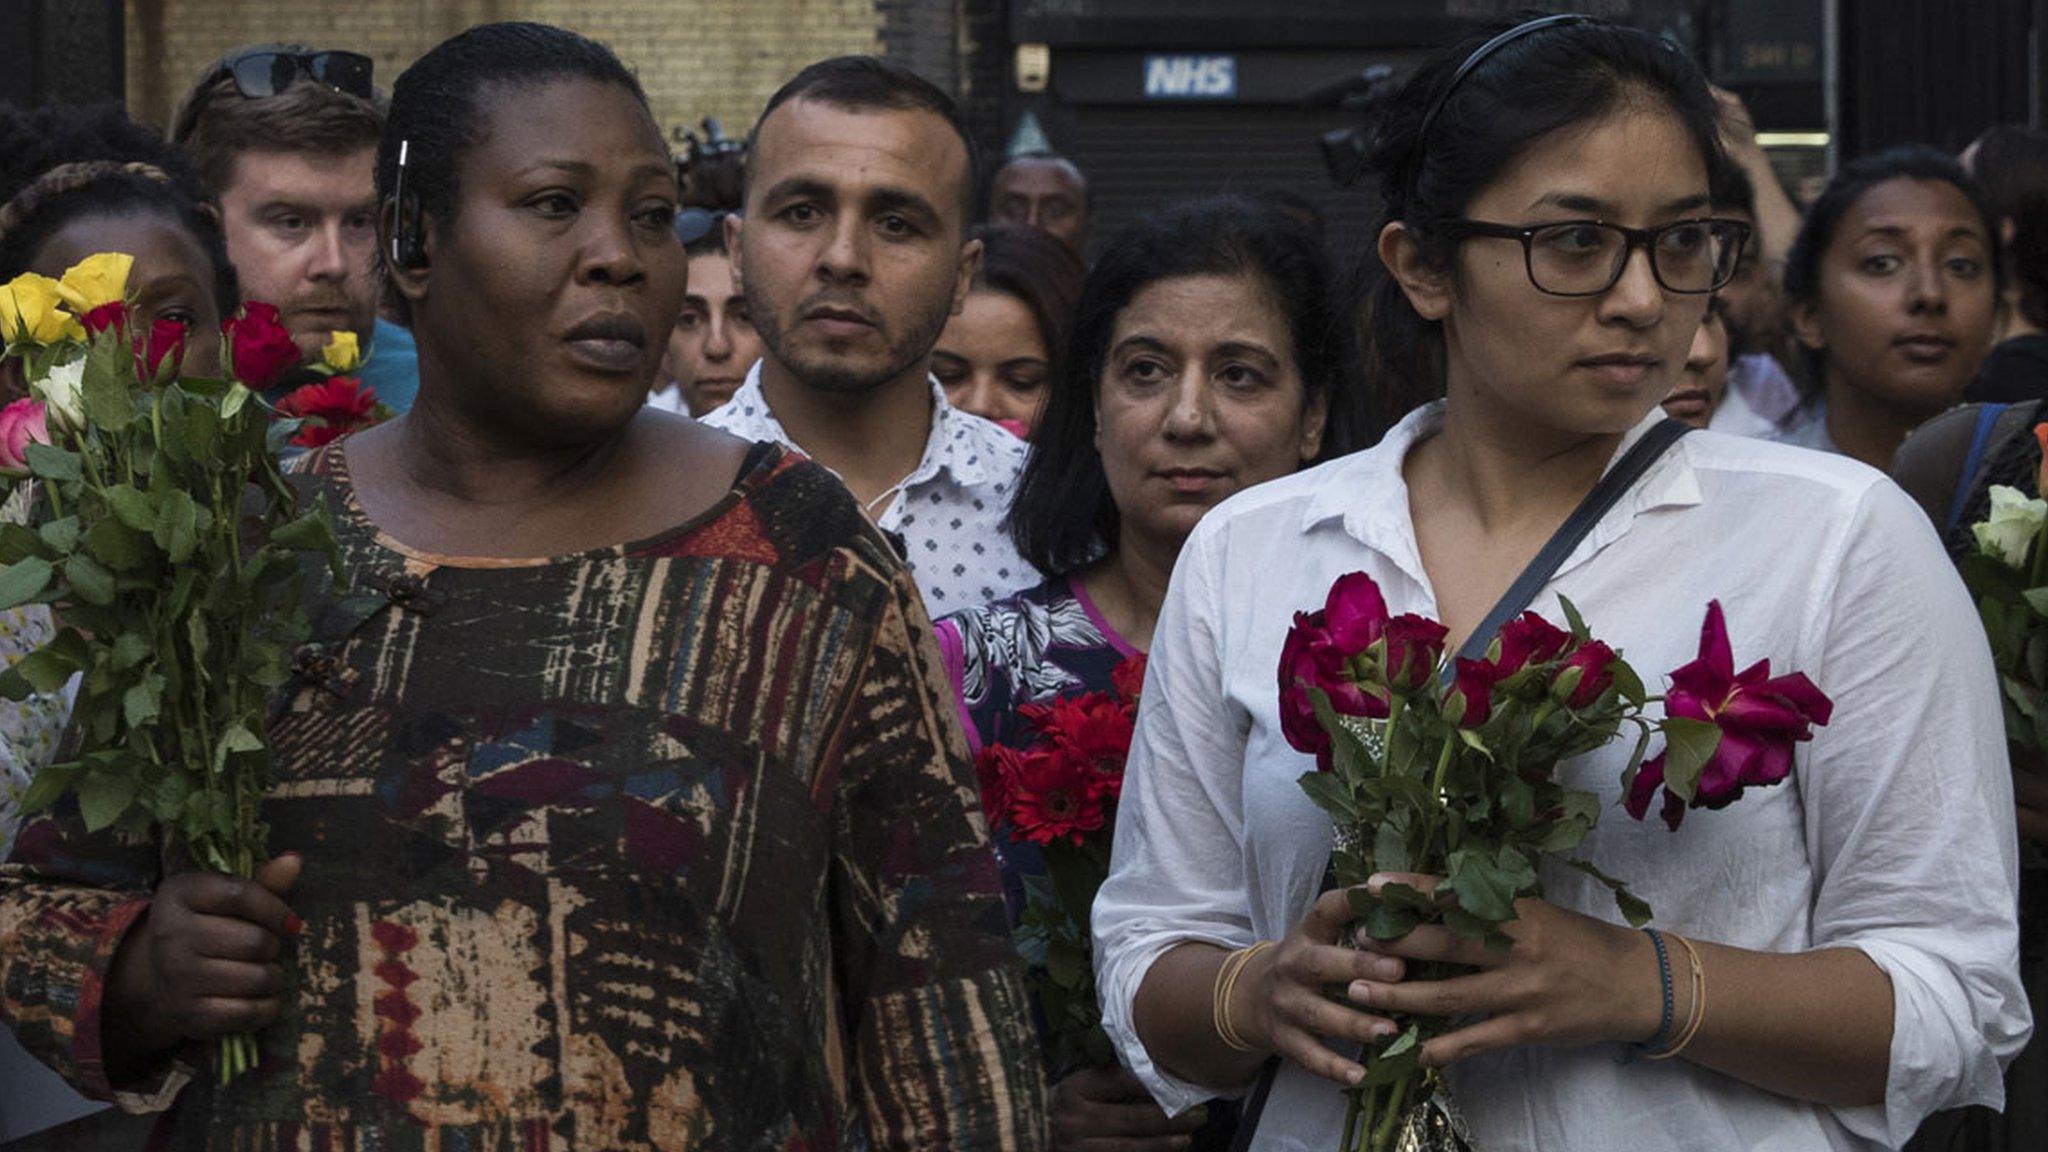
top-left (1552, 640), bottom-right (1619, 710)
top-left (1494, 612), bottom-right (1573, 677)
top-left (1383, 614), bottom-right (1449, 692)
top-left (1443, 656), bottom-right (1506, 728)
top-left (1625, 752), bottom-right (1687, 830)
top-left (1322, 571), bottom-right (1391, 652)
top-left (1005, 745), bottom-right (1108, 846)
top-left (80, 300), bottom-right (127, 337)
top-left (223, 302), bottom-right (301, 390)
top-left (133, 318), bottom-right (187, 383)
top-left (275, 376), bottom-right (380, 448)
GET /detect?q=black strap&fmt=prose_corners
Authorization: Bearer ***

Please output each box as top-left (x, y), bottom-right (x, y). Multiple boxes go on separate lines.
top-left (1225, 417), bottom-right (1692, 1150)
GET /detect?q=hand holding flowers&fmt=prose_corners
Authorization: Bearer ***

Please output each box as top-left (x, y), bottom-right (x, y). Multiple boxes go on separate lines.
top-left (0, 255), bottom-right (338, 1083)
top-left (1275, 573), bottom-right (1831, 1151)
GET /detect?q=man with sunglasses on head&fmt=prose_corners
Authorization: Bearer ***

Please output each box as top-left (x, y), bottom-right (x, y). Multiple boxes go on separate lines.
top-left (171, 45), bottom-right (418, 411)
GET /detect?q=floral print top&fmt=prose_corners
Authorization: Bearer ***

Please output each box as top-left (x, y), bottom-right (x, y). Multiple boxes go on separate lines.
top-left (0, 483), bottom-right (73, 860)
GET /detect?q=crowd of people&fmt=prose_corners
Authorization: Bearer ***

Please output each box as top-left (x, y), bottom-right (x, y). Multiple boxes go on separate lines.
top-left (0, 12), bottom-right (2037, 1152)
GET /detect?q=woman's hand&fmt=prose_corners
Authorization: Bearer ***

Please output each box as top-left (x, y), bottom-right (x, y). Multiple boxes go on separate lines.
top-left (1241, 887), bottom-right (1408, 1086)
top-left (1341, 872), bottom-right (1662, 1068)
top-left (1048, 1066), bottom-right (1207, 1152)
top-left (104, 854), bottom-right (304, 1074)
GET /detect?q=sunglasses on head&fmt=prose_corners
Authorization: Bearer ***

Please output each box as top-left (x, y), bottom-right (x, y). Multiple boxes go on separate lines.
top-left (175, 50), bottom-right (375, 141)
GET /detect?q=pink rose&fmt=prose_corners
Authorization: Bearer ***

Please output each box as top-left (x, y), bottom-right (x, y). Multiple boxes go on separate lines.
top-left (1628, 601), bottom-right (1834, 828)
top-left (0, 398), bottom-right (51, 476)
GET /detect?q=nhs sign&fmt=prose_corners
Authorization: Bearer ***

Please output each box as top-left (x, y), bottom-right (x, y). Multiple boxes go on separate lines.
top-left (1143, 55), bottom-right (1237, 99)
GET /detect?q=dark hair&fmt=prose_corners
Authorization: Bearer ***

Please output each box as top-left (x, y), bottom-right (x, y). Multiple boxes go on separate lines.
top-left (173, 43), bottom-right (387, 196)
top-left (966, 223), bottom-right (1085, 367)
top-left (0, 102), bottom-right (237, 314)
top-left (1783, 145), bottom-right (2004, 388)
top-left (1007, 195), bottom-right (1369, 576)
top-left (1710, 160), bottom-right (1756, 219)
top-left (1359, 16), bottom-right (1727, 429)
top-left (745, 56), bottom-right (979, 219)
top-left (1967, 125), bottom-right (2048, 328)
top-left (681, 152), bottom-right (745, 213)
top-left (374, 22), bottom-right (653, 322)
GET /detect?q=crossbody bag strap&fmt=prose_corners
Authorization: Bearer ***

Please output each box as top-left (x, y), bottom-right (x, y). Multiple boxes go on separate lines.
top-left (1226, 417), bottom-right (1693, 1150)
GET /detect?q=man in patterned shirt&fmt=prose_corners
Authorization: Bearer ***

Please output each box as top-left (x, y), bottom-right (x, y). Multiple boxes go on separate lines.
top-left (704, 57), bottom-right (1044, 615)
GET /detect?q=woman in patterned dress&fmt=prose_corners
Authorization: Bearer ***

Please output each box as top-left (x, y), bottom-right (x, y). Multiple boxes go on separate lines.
top-left (0, 24), bottom-right (1044, 1151)
top-left (935, 196), bottom-right (1369, 1151)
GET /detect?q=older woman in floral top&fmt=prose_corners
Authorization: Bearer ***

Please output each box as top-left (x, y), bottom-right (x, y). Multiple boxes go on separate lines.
top-left (937, 197), bottom-right (1365, 1152)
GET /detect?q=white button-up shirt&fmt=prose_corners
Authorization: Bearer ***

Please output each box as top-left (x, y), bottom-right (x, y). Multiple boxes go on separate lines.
top-left (1094, 403), bottom-right (2029, 1151)
top-left (702, 363), bottom-right (1041, 612)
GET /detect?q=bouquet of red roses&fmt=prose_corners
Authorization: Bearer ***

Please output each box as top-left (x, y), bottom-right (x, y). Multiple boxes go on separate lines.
top-left (975, 653), bottom-right (1146, 1071)
top-left (1279, 574), bottom-right (1831, 1152)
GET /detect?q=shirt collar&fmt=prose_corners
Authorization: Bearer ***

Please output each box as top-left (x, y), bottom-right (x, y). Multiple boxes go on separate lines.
top-left (1302, 401), bottom-right (1703, 582)
top-left (734, 361), bottom-right (998, 490)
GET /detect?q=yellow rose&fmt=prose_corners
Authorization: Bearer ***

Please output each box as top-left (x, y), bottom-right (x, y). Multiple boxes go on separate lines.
top-left (0, 274), bottom-right (84, 346)
top-left (321, 330), bottom-right (362, 372)
top-left (54, 253), bottom-right (133, 314)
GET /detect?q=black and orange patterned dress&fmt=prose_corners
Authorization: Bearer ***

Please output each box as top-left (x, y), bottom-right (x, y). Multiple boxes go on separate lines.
top-left (0, 441), bottom-right (1047, 1151)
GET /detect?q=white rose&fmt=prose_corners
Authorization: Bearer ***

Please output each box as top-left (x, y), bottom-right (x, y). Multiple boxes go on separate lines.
top-left (32, 355), bottom-right (85, 434)
top-left (1973, 484), bottom-right (2048, 569)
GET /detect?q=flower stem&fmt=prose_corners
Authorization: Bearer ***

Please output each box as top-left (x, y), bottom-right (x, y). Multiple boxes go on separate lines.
top-left (1370, 1077), bottom-right (1411, 1151)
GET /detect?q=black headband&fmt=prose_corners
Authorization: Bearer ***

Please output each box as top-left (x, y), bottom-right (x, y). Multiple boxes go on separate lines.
top-left (1411, 14), bottom-right (1599, 172)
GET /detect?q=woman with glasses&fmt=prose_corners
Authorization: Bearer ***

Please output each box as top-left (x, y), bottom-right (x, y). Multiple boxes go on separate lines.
top-left (1092, 15), bottom-right (2026, 1151)
top-left (1775, 148), bottom-right (2001, 470)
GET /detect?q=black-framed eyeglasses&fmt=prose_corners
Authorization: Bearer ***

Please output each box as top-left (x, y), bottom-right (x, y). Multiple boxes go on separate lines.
top-left (1444, 217), bottom-right (1753, 297)
top-left (174, 50), bottom-right (375, 142)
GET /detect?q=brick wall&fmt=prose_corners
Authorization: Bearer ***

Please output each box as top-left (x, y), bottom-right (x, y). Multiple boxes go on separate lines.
top-left (123, 0), bottom-right (907, 147)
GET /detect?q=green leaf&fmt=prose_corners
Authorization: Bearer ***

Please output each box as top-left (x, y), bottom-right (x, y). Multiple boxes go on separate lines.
top-left (2026, 588), bottom-right (2048, 619)
top-left (153, 490), bottom-right (200, 564)
top-left (212, 722), bottom-right (265, 773)
top-left (1359, 1024), bottom-right (1424, 1086)
top-left (23, 442), bottom-right (80, 483)
top-left (122, 672), bottom-right (165, 727)
top-left (1445, 847), bottom-right (1519, 922)
top-left (221, 382), bottom-right (253, 420)
top-left (1557, 595), bottom-right (1590, 641)
top-left (81, 347), bottom-right (138, 432)
top-left (1655, 716), bottom-right (1723, 804)
top-left (81, 518), bottom-right (151, 572)
top-left (1296, 768), bottom-right (1364, 822)
top-left (62, 553), bottom-right (114, 605)
top-left (1565, 857), bottom-right (1656, 927)
top-left (34, 517), bottom-right (78, 554)
top-left (0, 523), bottom-right (52, 565)
top-left (111, 631), bottom-right (151, 671)
top-left (1611, 661), bottom-right (1647, 708)
top-left (151, 774), bottom-right (191, 821)
top-left (76, 772), bottom-right (137, 833)
top-left (19, 763), bottom-right (77, 814)
top-left (0, 556), bottom-right (53, 611)
top-left (1372, 811), bottom-right (1414, 875)
top-left (106, 484), bottom-right (160, 532)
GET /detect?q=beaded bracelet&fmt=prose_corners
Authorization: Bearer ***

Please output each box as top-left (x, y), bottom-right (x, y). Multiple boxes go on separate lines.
top-left (1646, 933), bottom-right (1707, 1061)
top-left (1620, 927), bottom-right (1676, 1064)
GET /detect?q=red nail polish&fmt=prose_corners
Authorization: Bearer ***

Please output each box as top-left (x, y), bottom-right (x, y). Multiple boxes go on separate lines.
top-left (284, 914), bottom-right (304, 937)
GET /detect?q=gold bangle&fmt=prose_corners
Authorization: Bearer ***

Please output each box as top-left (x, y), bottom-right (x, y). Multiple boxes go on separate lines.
top-left (1214, 941), bottom-right (1274, 1053)
top-left (1645, 933), bottom-right (1706, 1061)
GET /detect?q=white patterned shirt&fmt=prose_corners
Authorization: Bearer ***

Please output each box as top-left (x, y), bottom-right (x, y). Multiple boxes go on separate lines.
top-left (702, 363), bottom-right (1042, 613)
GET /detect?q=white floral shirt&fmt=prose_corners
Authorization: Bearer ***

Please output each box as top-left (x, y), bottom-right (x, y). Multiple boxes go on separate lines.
top-left (702, 363), bottom-right (1042, 612)
top-left (0, 485), bottom-right (74, 860)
